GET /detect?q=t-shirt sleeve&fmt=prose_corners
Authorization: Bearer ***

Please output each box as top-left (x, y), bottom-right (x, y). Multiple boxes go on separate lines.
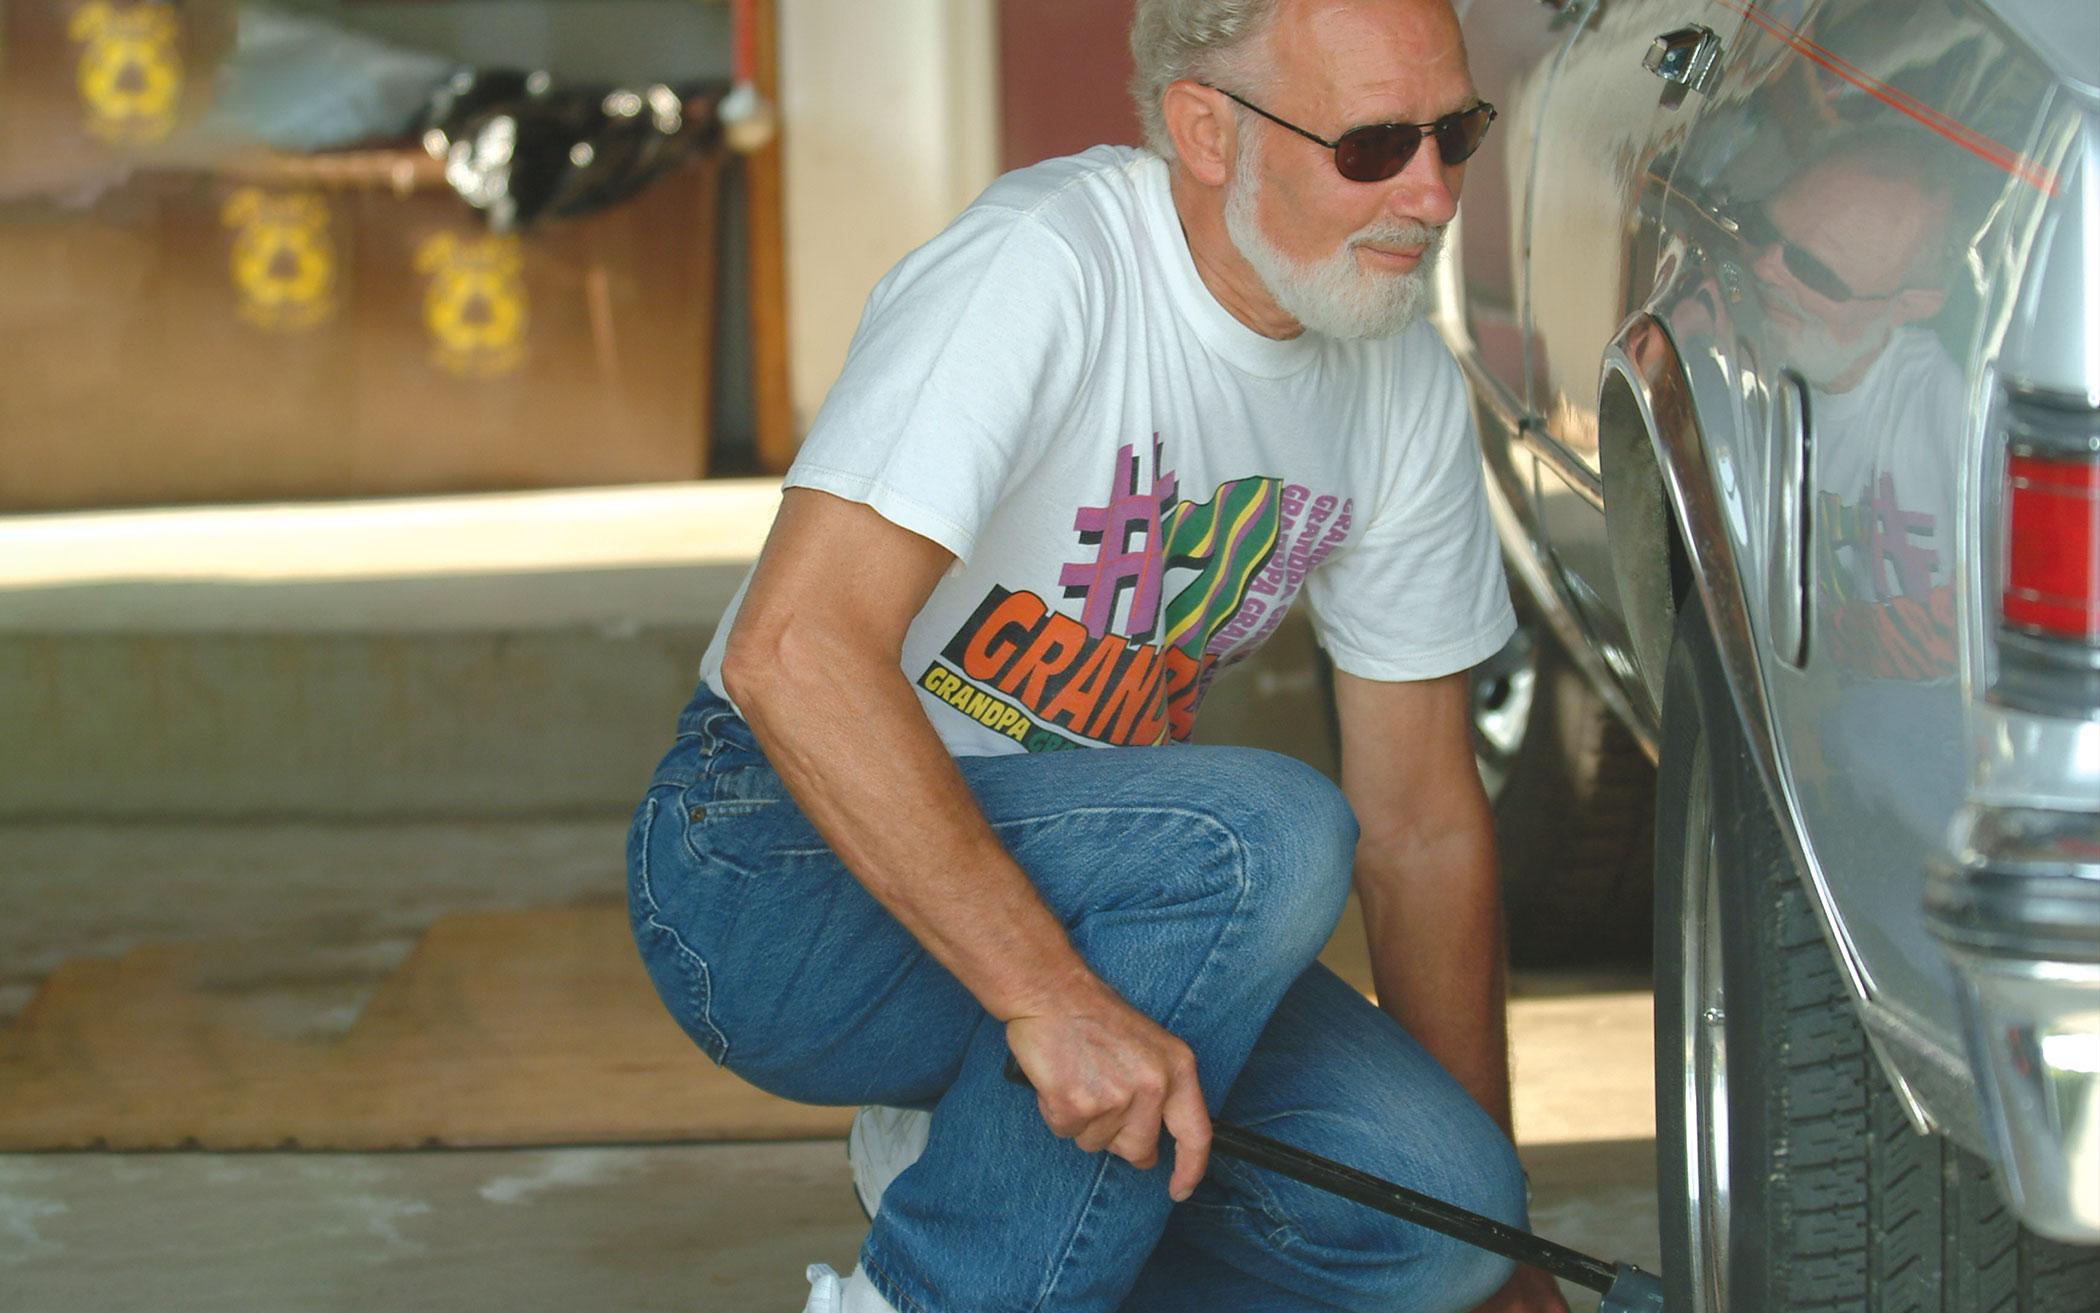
top-left (1302, 341), bottom-right (1515, 681)
top-left (781, 207), bottom-right (1090, 563)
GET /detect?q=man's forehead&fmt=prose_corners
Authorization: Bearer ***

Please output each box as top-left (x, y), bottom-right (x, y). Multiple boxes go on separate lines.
top-left (1267, 0), bottom-right (1474, 121)
top-left (1776, 163), bottom-right (1944, 287)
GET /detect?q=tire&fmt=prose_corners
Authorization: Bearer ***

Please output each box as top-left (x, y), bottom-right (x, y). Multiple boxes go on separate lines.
top-left (1654, 590), bottom-right (2100, 1312)
top-left (1472, 595), bottom-right (1655, 965)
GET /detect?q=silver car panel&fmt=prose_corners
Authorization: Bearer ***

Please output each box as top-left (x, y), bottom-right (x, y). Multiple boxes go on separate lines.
top-left (1981, 0), bottom-right (2100, 104)
top-left (1527, 0), bottom-right (1733, 683)
top-left (1997, 115), bottom-right (2099, 406)
top-left (1453, 0), bottom-right (2099, 1236)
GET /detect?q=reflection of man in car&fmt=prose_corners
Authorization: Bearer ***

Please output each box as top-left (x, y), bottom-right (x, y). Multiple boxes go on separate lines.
top-left (1749, 133), bottom-right (1964, 682)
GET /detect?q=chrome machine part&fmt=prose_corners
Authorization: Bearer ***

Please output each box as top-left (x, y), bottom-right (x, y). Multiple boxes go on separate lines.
top-left (1643, 25), bottom-right (1724, 97)
top-left (1677, 750), bottom-right (1730, 1312)
top-left (1469, 619), bottom-right (1538, 798)
top-left (1928, 805), bottom-right (2100, 1244)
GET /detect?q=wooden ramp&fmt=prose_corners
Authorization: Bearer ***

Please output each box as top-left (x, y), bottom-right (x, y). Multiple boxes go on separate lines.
top-left (1, 894), bottom-right (1378, 1152)
top-left (0, 903), bottom-right (851, 1150)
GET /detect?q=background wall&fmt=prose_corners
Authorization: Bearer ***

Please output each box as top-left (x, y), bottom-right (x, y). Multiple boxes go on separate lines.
top-left (998, 0), bottom-right (1141, 172)
top-left (780, 0), bottom-right (1000, 434)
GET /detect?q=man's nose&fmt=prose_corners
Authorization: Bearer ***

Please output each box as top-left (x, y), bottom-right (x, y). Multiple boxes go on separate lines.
top-left (1384, 144), bottom-right (1460, 229)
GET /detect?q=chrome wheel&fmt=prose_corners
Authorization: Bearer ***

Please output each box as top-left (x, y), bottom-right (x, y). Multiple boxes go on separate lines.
top-left (1680, 750), bottom-right (1730, 1312)
top-left (1469, 623), bottom-right (1537, 799)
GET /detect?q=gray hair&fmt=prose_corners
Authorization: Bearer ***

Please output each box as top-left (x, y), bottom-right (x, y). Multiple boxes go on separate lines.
top-left (1129, 0), bottom-right (1283, 160)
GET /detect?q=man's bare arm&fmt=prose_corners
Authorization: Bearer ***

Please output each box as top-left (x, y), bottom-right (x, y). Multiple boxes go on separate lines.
top-left (1330, 669), bottom-right (1511, 1130)
top-left (719, 488), bottom-right (1210, 1197)
top-left (1333, 669), bottom-right (1571, 1313)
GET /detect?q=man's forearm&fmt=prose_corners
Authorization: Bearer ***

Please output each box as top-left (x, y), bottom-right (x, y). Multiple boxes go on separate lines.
top-left (1353, 828), bottom-right (1513, 1133)
top-left (726, 644), bottom-right (1098, 1024)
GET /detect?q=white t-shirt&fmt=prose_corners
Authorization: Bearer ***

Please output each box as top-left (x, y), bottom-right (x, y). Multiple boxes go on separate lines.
top-left (1811, 324), bottom-right (1965, 679)
top-left (698, 146), bottom-right (1513, 756)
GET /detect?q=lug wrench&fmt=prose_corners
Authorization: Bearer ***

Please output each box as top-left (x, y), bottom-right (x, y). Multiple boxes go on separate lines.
top-left (1003, 1055), bottom-right (1665, 1312)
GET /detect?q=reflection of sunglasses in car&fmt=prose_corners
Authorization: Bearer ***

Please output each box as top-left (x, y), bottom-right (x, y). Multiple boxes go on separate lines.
top-left (1204, 86), bottom-right (1497, 182)
top-left (1736, 206), bottom-right (1888, 305)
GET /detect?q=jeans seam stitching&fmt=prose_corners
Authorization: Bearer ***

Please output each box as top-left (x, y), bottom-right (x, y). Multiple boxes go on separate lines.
top-left (1031, 808), bottom-right (1254, 1311)
top-left (768, 802), bottom-right (1248, 863)
top-left (1032, 1154), bottom-right (1118, 1313)
top-left (634, 792), bottom-right (732, 1063)
top-left (859, 1248), bottom-right (934, 1313)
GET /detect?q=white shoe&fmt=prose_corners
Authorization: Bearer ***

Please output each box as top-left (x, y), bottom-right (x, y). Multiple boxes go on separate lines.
top-left (802, 1262), bottom-right (901, 1313)
top-left (801, 1263), bottom-right (843, 1313)
top-left (846, 1104), bottom-right (932, 1219)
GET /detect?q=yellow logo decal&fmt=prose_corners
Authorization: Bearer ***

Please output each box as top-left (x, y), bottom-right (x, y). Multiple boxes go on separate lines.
top-left (413, 232), bottom-right (529, 378)
top-left (68, 1), bottom-right (184, 145)
top-left (221, 189), bottom-right (338, 332)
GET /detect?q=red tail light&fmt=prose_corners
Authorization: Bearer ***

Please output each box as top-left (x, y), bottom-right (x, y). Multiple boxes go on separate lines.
top-left (2004, 450), bottom-right (2100, 643)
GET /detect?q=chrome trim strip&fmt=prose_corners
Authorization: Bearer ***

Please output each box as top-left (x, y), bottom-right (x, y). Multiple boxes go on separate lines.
top-left (1603, 313), bottom-right (1877, 1004)
top-left (1767, 372), bottom-right (1809, 669)
top-left (1522, 424), bottom-right (1607, 508)
top-left (1857, 998), bottom-right (1983, 1147)
top-left (1479, 450), bottom-right (1660, 764)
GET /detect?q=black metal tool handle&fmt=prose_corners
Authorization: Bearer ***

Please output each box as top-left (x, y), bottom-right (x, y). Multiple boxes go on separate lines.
top-left (1000, 1052), bottom-right (1631, 1298)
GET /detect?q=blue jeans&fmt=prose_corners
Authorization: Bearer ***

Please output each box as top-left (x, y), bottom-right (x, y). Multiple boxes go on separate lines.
top-left (627, 686), bottom-right (1525, 1312)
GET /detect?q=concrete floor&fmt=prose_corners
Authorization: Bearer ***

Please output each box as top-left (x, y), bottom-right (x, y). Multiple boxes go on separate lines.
top-left (0, 976), bottom-right (1659, 1313)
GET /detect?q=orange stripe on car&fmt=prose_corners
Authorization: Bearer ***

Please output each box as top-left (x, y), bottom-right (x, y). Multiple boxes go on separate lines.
top-left (1709, 0), bottom-right (2059, 196)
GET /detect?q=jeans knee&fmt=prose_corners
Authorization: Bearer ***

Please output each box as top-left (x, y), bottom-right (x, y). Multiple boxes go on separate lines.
top-left (1305, 1109), bottom-right (1527, 1310)
top-left (1219, 750), bottom-right (1356, 947)
top-left (1397, 1232), bottom-right (1517, 1312)
top-left (1405, 1129), bottom-right (1525, 1308)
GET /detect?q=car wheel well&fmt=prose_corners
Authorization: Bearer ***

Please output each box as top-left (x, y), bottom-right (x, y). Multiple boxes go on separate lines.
top-left (1599, 366), bottom-right (1682, 712)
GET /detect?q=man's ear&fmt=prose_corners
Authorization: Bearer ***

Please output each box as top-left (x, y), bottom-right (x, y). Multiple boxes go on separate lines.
top-left (1162, 80), bottom-right (1237, 189)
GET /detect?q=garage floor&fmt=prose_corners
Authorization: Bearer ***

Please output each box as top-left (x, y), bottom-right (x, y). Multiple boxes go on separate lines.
top-left (1, 820), bottom-right (1658, 1311)
top-left (0, 968), bottom-right (1658, 1313)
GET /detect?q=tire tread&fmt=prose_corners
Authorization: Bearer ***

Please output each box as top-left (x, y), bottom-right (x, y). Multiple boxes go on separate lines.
top-left (1656, 596), bottom-right (2099, 1313)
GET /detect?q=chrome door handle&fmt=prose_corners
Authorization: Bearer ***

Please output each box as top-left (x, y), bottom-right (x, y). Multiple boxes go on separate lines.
top-left (1644, 25), bottom-right (1723, 94)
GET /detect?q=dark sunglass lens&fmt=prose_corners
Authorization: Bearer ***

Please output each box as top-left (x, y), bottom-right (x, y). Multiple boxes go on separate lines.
top-left (1782, 245), bottom-right (1855, 302)
top-left (1435, 105), bottom-right (1495, 165)
top-left (1741, 206), bottom-right (1854, 301)
top-left (1335, 124), bottom-right (1419, 182)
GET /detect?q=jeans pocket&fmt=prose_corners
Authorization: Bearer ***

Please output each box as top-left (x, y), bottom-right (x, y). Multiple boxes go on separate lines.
top-left (627, 787), bottom-right (732, 1066)
top-left (675, 793), bottom-right (787, 867)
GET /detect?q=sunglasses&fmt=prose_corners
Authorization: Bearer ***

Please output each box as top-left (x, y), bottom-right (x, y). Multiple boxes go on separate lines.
top-left (1205, 86), bottom-right (1497, 182)
top-left (1736, 205), bottom-right (1886, 304)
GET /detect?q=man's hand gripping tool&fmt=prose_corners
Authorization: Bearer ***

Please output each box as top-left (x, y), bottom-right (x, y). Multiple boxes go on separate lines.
top-left (1001, 1054), bottom-right (1666, 1312)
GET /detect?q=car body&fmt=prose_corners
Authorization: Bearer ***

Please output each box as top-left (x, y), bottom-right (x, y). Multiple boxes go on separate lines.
top-left (1438, 0), bottom-right (2098, 1296)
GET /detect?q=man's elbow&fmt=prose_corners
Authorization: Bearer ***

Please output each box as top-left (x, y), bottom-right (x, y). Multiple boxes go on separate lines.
top-left (719, 610), bottom-right (865, 713)
top-left (719, 614), bottom-right (790, 713)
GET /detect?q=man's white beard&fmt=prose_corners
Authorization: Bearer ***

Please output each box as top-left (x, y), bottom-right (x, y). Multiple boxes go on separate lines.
top-left (1223, 130), bottom-right (1443, 341)
top-left (1760, 283), bottom-right (1892, 392)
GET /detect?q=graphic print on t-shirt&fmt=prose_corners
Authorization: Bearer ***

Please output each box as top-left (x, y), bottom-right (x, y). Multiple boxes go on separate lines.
top-left (919, 435), bottom-right (1351, 751)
